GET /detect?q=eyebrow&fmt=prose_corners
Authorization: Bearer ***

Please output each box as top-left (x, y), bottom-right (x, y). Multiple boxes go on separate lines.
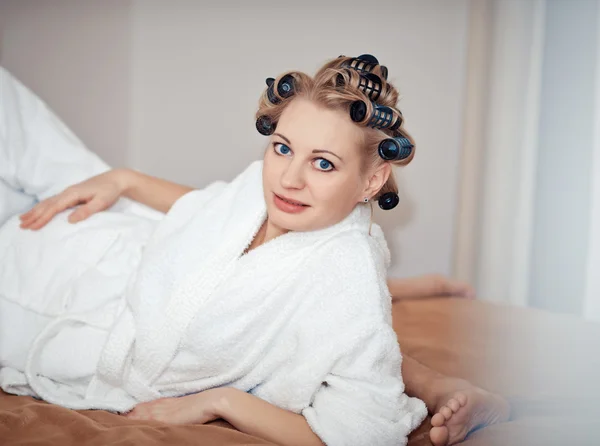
top-left (273, 132), bottom-right (344, 162)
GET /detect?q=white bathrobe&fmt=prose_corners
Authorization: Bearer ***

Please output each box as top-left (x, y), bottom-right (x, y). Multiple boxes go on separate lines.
top-left (0, 66), bottom-right (427, 445)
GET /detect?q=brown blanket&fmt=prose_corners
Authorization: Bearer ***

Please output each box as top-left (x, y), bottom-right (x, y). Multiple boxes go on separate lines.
top-left (2, 298), bottom-right (599, 445)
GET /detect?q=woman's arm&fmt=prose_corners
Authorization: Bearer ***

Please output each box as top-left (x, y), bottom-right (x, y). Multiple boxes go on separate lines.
top-left (19, 168), bottom-right (195, 229)
top-left (118, 168), bottom-right (194, 213)
top-left (387, 274), bottom-right (475, 301)
top-left (125, 388), bottom-right (324, 446)
top-left (217, 388), bottom-right (324, 446)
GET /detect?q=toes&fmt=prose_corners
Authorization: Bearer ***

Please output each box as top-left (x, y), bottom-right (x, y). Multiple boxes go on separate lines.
top-left (430, 425), bottom-right (450, 446)
top-left (440, 406), bottom-right (453, 420)
top-left (431, 412), bottom-right (446, 427)
top-left (447, 398), bottom-right (461, 413)
top-left (455, 392), bottom-right (468, 407)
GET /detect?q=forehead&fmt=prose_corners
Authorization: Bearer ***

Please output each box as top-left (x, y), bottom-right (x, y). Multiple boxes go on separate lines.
top-left (276, 98), bottom-right (362, 154)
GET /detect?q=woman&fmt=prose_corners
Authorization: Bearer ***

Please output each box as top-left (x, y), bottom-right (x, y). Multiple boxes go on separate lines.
top-left (0, 57), bottom-right (508, 446)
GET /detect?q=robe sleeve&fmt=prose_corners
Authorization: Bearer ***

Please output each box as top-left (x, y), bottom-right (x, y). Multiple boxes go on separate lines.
top-left (302, 324), bottom-right (427, 446)
top-left (168, 180), bottom-right (228, 215)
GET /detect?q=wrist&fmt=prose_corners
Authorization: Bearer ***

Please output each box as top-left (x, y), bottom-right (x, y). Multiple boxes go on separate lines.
top-left (112, 168), bottom-right (136, 195)
top-left (210, 387), bottom-right (238, 419)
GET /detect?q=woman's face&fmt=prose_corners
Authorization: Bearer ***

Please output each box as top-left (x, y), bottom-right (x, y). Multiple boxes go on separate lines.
top-left (262, 97), bottom-right (370, 233)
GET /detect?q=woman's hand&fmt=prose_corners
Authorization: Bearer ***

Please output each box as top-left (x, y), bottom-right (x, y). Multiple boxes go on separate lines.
top-left (124, 389), bottom-right (223, 425)
top-left (125, 388), bottom-right (324, 445)
top-left (19, 169), bottom-right (130, 230)
top-left (388, 274), bottom-right (476, 301)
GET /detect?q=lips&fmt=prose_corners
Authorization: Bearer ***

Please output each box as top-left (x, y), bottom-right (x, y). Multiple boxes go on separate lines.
top-left (275, 193), bottom-right (308, 207)
top-left (273, 193), bottom-right (310, 214)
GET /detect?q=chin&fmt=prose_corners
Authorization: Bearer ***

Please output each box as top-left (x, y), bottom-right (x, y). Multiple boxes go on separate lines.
top-left (265, 206), bottom-right (314, 232)
top-left (269, 212), bottom-right (308, 232)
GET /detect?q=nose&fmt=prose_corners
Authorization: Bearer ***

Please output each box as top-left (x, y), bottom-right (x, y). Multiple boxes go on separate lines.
top-left (280, 161), bottom-right (305, 190)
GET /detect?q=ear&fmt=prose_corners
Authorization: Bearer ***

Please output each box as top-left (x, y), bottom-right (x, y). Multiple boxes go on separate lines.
top-left (362, 163), bottom-right (392, 199)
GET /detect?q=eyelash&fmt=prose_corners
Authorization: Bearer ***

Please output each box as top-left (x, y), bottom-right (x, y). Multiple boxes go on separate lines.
top-left (272, 142), bottom-right (336, 171)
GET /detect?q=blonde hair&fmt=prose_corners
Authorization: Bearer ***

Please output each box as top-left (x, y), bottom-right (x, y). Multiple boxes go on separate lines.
top-left (255, 56), bottom-right (415, 202)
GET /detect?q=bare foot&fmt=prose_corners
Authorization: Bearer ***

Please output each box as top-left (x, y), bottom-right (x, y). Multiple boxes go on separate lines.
top-left (429, 379), bottom-right (510, 446)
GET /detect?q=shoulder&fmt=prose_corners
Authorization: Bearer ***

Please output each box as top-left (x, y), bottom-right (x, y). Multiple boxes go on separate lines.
top-left (168, 159), bottom-right (263, 214)
top-left (303, 229), bottom-right (392, 324)
top-left (314, 225), bottom-right (390, 288)
top-left (317, 230), bottom-right (380, 270)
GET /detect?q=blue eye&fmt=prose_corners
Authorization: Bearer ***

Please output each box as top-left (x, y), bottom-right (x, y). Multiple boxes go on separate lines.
top-left (313, 158), bottom-right (334, 172)
top-left (274, 143), bottom-right (292, 156)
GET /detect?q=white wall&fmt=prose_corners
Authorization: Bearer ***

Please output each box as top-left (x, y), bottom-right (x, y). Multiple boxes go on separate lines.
top-left (471, 0), bottom-right (546, 306)
top-left (0, 0), bottom-right (470, 278)
top-left (529, 0), bottom-right (598, 315)
top-left (584, 2), bottom-right (600, 322)
top-left (128, 0), bottom-right (470, 277)
top-left (0, 0), bottom-right (133, 168)
top-left (453, 0), bottom-right (600, 316)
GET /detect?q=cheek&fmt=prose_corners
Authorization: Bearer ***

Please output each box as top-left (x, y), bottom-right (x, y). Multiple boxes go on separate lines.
top-left (262, 152), bottom-right (280, 186)
top-left (263, 148), bottom-right (274, 169)
top-left (311, 176), bottom-right (358, 210)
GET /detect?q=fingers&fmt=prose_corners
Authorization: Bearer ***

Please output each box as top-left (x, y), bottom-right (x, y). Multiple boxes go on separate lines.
top-left (125, 407), bottom-right (143, 419)
top-left (67, 207), bottom-right (88, 223)
top-left (464, 285), bottom-right (477, 299)
top-left (68, 197), bottom-right (110, 223)
top-left (450, 281), bottom-right (476, 299)
top-left (19, 201), bottom-right (59, 230)
top-left (433, 275), bottom-right (477, 299)
top-left (19, 191), bottom-right (88, 230)
top-left (124, 400), bottom-right (166, 422)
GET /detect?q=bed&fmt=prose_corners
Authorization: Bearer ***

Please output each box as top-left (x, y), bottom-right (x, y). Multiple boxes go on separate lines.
top-left (1, 297), bottom-right (598, 445)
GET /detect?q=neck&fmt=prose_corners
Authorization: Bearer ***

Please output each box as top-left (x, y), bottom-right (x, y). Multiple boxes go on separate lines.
top-left (259, 218), bottom-right (288, 247)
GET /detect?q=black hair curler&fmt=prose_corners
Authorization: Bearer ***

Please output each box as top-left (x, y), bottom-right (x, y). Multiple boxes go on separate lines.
top-left (256, 115), bottom-right (276, 135)
top-left (378, 136), bottom-right (413, 161)
top-left (339, 54), bottom-right (388, 80)
top-left (378, 192), bottom-right (400, 210)
top-left (266, 74), bottom-right (296, 105)
top-left (337, 70), bottom-right (382, 101)
top-left (349, 100), bottom-right (402, 131)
